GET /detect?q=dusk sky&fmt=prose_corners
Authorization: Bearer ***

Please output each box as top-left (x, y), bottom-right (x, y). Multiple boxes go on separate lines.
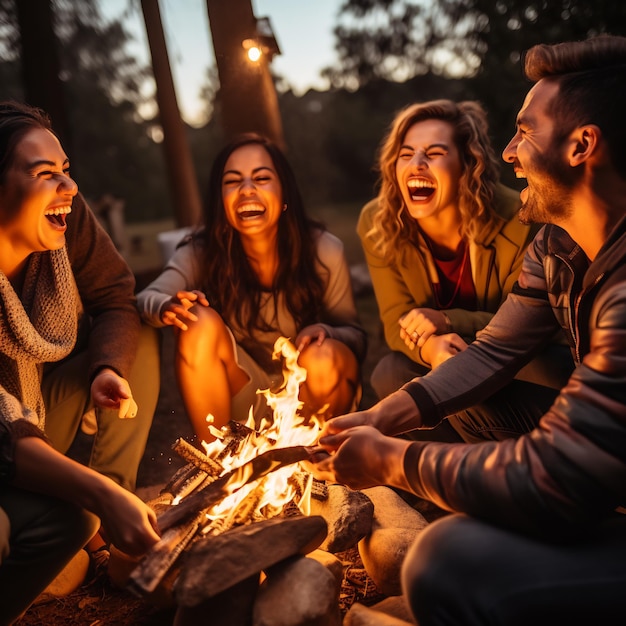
top-left (104, 0), bottom-right (342, 125)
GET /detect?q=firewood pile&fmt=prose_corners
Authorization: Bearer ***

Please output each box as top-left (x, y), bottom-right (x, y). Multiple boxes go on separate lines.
top-left (126, 425), bottom-right (322, 600)
top-left (106, 415), bottom-right (402, 625)
top-left (108, 338), bottom-right (429, 624)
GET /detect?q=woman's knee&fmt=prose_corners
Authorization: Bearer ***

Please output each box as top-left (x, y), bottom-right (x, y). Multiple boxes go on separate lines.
top-left (176, 306), bottom-right (229, 365)
top-left (63, 505), bottom-right (100, 550)
top-left (183, 305), bottom-right (225, 336)
top-left (299, 338), bottom-right (357, 390)
top-left (9, 494), bottom-right (99, 560)
top-left (43, 496), bottom-right (100, 548)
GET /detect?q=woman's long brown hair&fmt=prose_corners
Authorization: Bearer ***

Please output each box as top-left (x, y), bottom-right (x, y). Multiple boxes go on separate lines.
top-left (191, 133), bottom-right (327, 338)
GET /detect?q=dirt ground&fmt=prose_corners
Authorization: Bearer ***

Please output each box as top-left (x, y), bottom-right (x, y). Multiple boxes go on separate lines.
top-left (17, 287), bottom-right (392, 625)
top-left (19, 545), bottom-right (387, 625)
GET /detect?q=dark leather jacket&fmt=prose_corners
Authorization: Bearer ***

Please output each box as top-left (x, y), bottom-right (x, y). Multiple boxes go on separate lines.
top-left (402, 219), bottom-right (626, 538)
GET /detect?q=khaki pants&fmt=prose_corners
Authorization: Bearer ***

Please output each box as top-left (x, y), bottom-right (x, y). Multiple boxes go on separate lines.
top-left (43, 324), bottom-right (161, 492)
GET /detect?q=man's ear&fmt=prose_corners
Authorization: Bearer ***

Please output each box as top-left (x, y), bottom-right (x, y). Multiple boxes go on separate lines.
top-left (567, 124), bottom-right (600, 167)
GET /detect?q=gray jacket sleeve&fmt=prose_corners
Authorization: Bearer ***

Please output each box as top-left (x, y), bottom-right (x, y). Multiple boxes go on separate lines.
top-left (399, 231), bottom-right (626, 538)
top-left (136, 242), bottom-right (202, 327)
top-left (402, 234), bottom-right (562, 427)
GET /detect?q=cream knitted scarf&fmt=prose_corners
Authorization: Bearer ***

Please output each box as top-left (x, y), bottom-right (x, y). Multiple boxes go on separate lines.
top-left (0, 248), bottom-right (79, 429)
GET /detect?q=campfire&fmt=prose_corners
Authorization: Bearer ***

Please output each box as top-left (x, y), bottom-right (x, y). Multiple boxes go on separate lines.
top-left (120, 337), bottom-right (361, 620)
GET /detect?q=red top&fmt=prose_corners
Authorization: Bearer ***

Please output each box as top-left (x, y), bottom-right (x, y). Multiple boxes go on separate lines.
top-left (429, 238), bottom-right (476, 310)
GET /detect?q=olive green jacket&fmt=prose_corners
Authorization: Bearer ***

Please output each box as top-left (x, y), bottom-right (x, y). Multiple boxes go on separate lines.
top-left (358, 184), bottom-right (532, 367)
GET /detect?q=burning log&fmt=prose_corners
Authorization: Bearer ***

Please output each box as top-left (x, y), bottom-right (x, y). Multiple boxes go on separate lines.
top-left (126, 513), bottom-right (204, 596)
top-left (173, 515), bottom-right (328, 607)
top-left (171, 437), bottom-right (223, 475)
top-left (124, 337), bottom-right (336, 613)
top-left (127, 444), bottom-right (318, 597)
top-left (156, 445), bottom-right (314, 532)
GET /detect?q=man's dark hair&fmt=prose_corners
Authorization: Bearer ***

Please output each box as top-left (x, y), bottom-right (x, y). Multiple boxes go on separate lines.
top-left (523, 35), bottom-right (626, 177)
top-left (0, 101), bottom-right (53, 182)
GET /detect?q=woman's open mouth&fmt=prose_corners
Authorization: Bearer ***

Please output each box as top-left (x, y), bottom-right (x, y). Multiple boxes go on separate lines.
top-left (44, 206), bottom-right (72, 229)
top-left (237, 203), bottom-right (265, 220)
top-left (407, 179), bottom-right (435, 202)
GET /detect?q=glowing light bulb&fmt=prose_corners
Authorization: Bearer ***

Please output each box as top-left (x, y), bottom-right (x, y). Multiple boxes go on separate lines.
top-left (247, 46), bottom-right (262, 62)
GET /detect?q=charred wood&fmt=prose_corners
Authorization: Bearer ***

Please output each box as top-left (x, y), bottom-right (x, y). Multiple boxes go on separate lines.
top-left (156, 446), bottom-right (312, 532)
top-left (174, 515), bottom-right (328, 607)
top-left (128, 512), bottom-right (205, 596)
top-left (171, 437), bottom-right (224, 475)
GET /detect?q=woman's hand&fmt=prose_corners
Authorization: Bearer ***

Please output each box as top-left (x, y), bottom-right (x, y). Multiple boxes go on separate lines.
top-left (91, 368), bottom-right (137, 418)
top-left (420, 333), bottom-right (468, 369)
top-left (399, 308), bottom-right (450, 349)
top-left (160, 290), bottom-right (209, 331)
top-left (295, 324), bottom-right (327, 352)
top-left (13, 437), bottom-right (161, 558)
top-left (312, 425), bottom-right (411, 490)
top-left (95, 484), bottom-right (161, 557)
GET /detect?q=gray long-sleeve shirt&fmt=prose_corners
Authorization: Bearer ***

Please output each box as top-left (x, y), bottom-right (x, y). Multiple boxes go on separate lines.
top-left (138, 230), bottom-right (367, 375)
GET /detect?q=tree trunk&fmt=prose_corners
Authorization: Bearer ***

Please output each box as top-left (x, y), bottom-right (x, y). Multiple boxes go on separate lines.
top-left (140, 0), bottom-right (202, 228)
top-left (15, 0), bottom-right (71, 150)
top-left (206, 0), bottom-right (284, 149)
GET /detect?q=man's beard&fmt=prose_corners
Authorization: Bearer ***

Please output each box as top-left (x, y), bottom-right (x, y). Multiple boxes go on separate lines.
top-left (518, 144), bottom-right (579, 226)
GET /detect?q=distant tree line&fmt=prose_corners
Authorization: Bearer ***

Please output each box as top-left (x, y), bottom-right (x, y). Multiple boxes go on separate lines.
top-left (1, 0), bottom-right (625, 222)
top-left (312, 0), bottom-right (626, 192)
top-left (191, 0), bottom-right (626, 212)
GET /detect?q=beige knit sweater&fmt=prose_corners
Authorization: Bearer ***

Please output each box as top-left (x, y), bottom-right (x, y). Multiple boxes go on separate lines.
top-left (0, 248), bottom-right (79, 430)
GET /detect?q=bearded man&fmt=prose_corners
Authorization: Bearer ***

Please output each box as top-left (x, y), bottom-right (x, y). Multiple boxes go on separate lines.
top-left (313, 35), bottom-right (626, 625)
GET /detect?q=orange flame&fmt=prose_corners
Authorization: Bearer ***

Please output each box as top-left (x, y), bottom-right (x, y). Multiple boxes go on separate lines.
top-left (198, 337), bottom-right (322, 524)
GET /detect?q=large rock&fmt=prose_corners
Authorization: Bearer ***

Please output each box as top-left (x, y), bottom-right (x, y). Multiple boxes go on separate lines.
top-left (174, 515), bottom-right (327, 607)
top-left (358, 487), bottom-right (428, 596)
top-left (309, 483), bottom-right (374, 553)
top-left (306, 548), bottom-right (344, 583)
top-left (174, 574), bottom-right (259, 626)
top-left (253, 555), bottom-right (342, 626)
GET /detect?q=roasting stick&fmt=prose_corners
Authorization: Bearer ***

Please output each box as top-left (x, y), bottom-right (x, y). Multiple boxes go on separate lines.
top-left (156, 445), bottom-right (316, 533)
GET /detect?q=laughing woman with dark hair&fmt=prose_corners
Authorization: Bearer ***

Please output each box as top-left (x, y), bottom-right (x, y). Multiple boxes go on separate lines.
top-left (0, 101), bottom-right (159, 623)
top-left (138, 134), bottom-right (366, 444)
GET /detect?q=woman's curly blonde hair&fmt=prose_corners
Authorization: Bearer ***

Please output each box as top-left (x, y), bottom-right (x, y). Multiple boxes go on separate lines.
top-left (368, 99), bottom-right (501, 262)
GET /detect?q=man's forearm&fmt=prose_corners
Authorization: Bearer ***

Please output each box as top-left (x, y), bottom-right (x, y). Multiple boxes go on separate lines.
top-left (370, 388), bottom-right (424, 435)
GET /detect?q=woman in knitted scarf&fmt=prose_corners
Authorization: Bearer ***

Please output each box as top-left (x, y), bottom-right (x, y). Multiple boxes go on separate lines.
top-left (0, 101), bottom-right (160, 624)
